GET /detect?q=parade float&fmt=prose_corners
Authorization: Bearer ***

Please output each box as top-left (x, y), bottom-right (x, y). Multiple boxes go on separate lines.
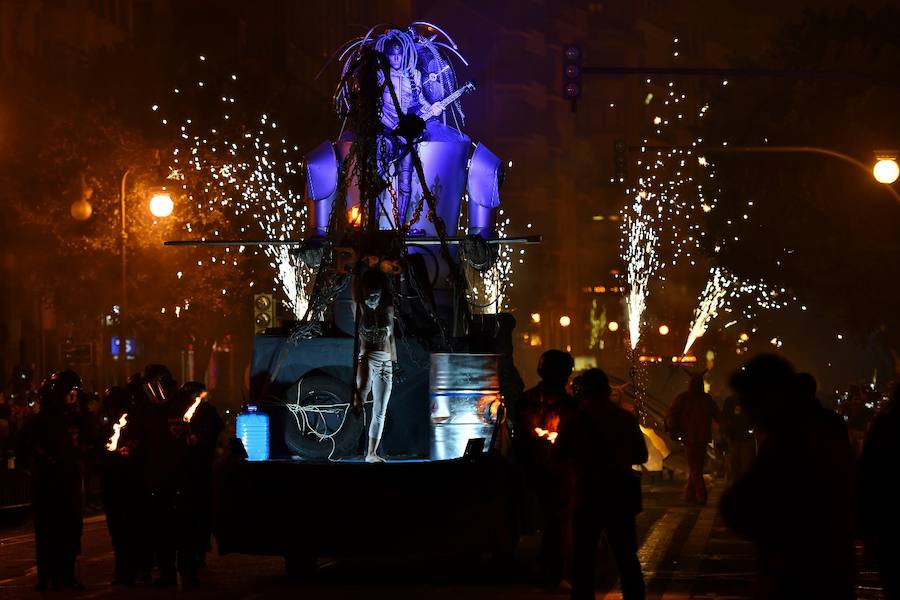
top-left (168, 23), bottom-right (538, 565)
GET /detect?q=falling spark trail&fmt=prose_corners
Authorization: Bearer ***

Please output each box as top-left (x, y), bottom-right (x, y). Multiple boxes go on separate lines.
top-left (683, 266), bottom-right (795, 354)
top-left (622, 195), bottom-right (659, 350)
top-left (684, 267), bottom-right (731, 354)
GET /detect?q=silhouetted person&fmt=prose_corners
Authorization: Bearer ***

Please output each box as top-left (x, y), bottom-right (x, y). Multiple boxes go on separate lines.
top-left (513, 349), bottom-right (576, 588)
top-left (860, 383), bottom-right (900, 599)
top-left (794, 372), bottom-right (850, 446)
top-left (720, 355), bottom-right (856, 600)
top-left (19, 370), bottom-right (86, 591)
top-left (666, 371), bottom-right (719, 504)
top-left (557, 369), bottom-right (647, 600)
top-left (179, 381), bottom-right (224, 577)
top-left (136, 364), bottom-right (187, 587)
top-left (100, 386), bottom-right (142, 585)
top-left (720, 394), bottom-right (755, 482)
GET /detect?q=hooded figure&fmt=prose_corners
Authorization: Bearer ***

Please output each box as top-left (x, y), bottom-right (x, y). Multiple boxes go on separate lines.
top-left (20, 370), bottom-right (86, 591)
top-left (666, 371), bottom-right (719, 505)
top-left (100, 385), bottom-right (143, 585)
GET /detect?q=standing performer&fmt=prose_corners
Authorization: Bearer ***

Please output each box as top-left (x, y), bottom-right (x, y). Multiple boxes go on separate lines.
top-left (354, 269), bottom-right (397, 463)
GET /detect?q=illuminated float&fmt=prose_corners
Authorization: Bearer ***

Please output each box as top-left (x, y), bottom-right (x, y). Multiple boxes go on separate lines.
top-left (190, 23), bottom-right (536, 564)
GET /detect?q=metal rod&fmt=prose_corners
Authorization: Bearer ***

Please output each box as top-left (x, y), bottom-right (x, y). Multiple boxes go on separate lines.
top-left (581, 66), bottom-right (896, 84)
top-left (119, 167), bottom-right (132, 385)
top-left (164, 235), bottom-right (542, 247)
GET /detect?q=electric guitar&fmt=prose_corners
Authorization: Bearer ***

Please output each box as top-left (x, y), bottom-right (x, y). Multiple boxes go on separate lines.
top-left (426, 64), bottom-right (451, 82)
top-left (418, 81), bottom-right (476, 118)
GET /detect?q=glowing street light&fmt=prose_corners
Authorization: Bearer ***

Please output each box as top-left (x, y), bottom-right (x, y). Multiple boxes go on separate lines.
top-left (117, 167), bottom-right (174, 383)
top-left (658, 324), bottom-right (670, 336)
top-left (559, 315), bottom-right (571, 327)
top-left (149, 191), bottom-right (174, 217)
top-left (873, 155), bottom-right (899, 185)
top-left (530, 312), bottom-right (541, 324)
top-left (608, 321), bottom-right (619, 332)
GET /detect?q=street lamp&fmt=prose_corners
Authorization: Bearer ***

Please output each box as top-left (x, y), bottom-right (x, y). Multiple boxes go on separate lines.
top-left (559, 315), bottom-right (571, 327)
top-left (149, 190), bottom-right (174, 217)
top-left (117, 168), bottom-right (174, 383)
top-left (873, 154), bottom-right (899, 185)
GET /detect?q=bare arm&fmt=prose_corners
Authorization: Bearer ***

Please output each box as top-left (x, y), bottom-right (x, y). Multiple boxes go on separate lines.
top-left (386, 305), bottom-right (397, 362)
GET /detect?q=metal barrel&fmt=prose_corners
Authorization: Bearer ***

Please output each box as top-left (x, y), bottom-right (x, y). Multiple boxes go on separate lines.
top-left (429, 353), bottom-right (500, 460)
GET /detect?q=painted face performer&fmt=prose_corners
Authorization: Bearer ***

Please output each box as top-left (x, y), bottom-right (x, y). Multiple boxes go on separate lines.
top-left (354, 269), bottom-right (397, 463)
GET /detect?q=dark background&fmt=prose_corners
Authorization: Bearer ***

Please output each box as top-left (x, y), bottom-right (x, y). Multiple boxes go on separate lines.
top-left (1, 0), bottom-right (898, 405)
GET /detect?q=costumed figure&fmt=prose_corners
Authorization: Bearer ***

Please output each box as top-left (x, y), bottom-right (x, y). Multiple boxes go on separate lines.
top-left (354, 269), bottom-right (397, 463)
top-left (376, 31), bottom-right (437, 227)
top-left (665, 370), bottom-right (720, 505)
top-left (135, 364), bottom-right (190, 587)
top-left (19, 370), bottom-right (86, 591)
top-left (100, 385), bottom-right (143, 586)
top-left (179, 381), bottom-right (224, 572)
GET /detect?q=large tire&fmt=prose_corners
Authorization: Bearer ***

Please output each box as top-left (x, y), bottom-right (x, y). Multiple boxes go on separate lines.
top-left (283, 372), bottom-right (364, 459)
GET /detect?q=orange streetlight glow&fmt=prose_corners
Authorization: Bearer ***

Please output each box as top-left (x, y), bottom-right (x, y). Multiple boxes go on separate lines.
top-left (149, 192), bottom-right (174, 217)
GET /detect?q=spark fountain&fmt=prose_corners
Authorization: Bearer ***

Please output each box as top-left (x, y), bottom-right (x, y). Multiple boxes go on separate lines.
top-left (682, 266), bottom-right (796, 354)
top-left (156, 61), bottom-right (311, 317)
top-left (622, 196), bottom-right (659, 350)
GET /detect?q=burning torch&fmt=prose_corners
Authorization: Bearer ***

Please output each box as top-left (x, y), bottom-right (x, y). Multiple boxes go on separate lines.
top-left (106, 413), bottom-right (128, 452)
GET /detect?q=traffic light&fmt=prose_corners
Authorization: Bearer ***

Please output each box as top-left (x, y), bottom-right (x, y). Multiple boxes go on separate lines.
top-left (562, 44), bottom-right (582, 109)
top-left (253, 293), bottom-right (275, 335)
top-left (613, 138), bottom-right (627, 184)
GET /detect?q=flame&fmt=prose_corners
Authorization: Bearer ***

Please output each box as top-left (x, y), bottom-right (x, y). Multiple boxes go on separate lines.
top-left (533, 427), bottom-right (559, 444)
top-left (106, 413), bottom-right (128, 451)
top-left (183, 391), bottom-right (207, 422)
top-left (347, 206), bottom-right (362, 227)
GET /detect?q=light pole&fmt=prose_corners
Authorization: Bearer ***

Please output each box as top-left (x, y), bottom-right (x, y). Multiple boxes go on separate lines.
top-left (632, 144), bottom-right (900, 203)
top-left (117, 168), bottom-right (173, 384)
top-left (706, 145), bottom-right (900, 204)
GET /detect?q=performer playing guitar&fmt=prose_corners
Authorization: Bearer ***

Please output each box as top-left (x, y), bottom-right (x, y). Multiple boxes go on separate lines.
top-left (377, 36), bottom-right (475, 227)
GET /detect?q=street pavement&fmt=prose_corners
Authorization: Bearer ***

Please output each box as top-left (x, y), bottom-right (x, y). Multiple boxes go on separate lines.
top-left (0, 480), bottom-right (886, 599)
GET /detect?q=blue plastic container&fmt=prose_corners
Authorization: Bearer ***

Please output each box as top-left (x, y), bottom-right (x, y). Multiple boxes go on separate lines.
top-left (236, 404), bottom-right (270, 461)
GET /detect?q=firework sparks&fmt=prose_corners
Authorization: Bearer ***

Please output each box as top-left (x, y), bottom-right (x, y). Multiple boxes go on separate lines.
top-left (622, 193), bottom-right (659, 350)
top-left (463, 208), bottom-right (526, 313)
top-left (684, 267), bottom-right (732, 354)
top-left (156, 58), bottom-right (310, 317)
top-left (683, 266), bottom-right (796, 354)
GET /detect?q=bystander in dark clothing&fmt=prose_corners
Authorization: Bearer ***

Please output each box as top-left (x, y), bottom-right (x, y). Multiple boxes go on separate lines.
top-left (721, 394), bottom-right (755, 482)
top-left (512, 349), bottom-right (576, 588)
top-left (666, 372), bottom-right (719, 504)
top-left (795, 372), bottom-right (850, 446)
top-left (19, 371), bottom-right (86, 591)
top-left (557, 368), bottom-right (648, 600)
top-left (860, 383), bottom-right (900, 600)
top-left (100, 386), bottom-right (144, 585)
top-left (721, 355), bottom-right (856, 600)
top-left (180, 382), bottom-right (224, 574)
top-left (134, 364), bottom-right (190, 587)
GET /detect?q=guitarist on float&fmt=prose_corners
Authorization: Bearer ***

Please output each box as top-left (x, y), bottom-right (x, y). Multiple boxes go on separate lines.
top-left (378, 35), bottom-right (472, 230)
